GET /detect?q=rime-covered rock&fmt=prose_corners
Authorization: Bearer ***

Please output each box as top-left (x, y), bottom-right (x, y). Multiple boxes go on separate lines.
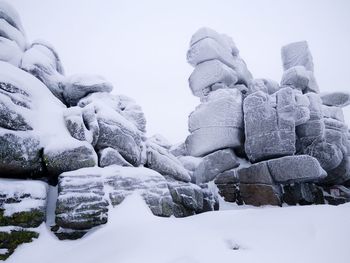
top-left (248, 79), bottom-right (280, 95)
top-left (148, 134), bottom-right (172, 149)
top-left (55, 166), bottom-right (174, 236)
top-left (237, 155), bottom-right (326, 185)
top-left (0, 18), bottom-right (26, 50)
top-left (281, 41), bottom-right (314, 72)
top-left (0, 1), bottom-right (26, 37)
top-left (63, 74), bottom-right (113, 106)
top-left (170, 142), bottom-right (188, 157)
top-left (281, 41), bottom-right (319, 93)
top-left (188, 27), bottom-right (252, 88)
top-left (43, 142), bottom-right (97, 180)
top-left (190, 27), bottom-right (239, 55)
top-left (268, 155), bottom-right (326, 183)
top-left (98, 147), bottom-right (132, 167)
top-left (193, 148), bottom-right (239, 184)
top-left (167, 178), bottom-right (208, 217)
top-left (0, 37), bottom-right (22, 66)
top-left (0, 62), bottom-right (85, 179)
top-left (146, 141), bottom-right (191, 182)
top-left (20, 41), bottom-right (65, 101)
top-left (237, 162), bottom-right (274, 185)
top-left (96, 117), bottom-right (144, 166)
top-left (297, 93), bottom-right (349, 177)
top-left (321, 92), bottom-right (350, 108)
top-left (55, 172), bottom-right (108, 231)
top-left (0, 130), bottom-right (42, 178)
top-left (189, 59), bottom-right (238, 98)
top-left (178, 155), bottom-right (202, 172)
top-left (244, 88), bottom-right (310, 162)
top-left (78, 92), bottom-right (147, 133)
top-left (106, 168), bottom-right (174, 217)
top-left (63, 107), bottom-right (92, 142)
top-left (0, 83), bottom-right (32, 131)
top-left (186, 89), bottom-right (243, 157)
top-left (78, 92), bottom-right (146, 166)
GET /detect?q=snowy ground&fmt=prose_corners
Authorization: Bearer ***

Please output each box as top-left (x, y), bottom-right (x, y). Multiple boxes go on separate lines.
top-left (7, 194), bottom-right (350, 263)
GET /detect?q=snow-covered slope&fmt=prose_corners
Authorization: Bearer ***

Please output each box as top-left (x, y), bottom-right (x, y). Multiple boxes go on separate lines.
top-left (7, 194), bottom-right (350, 263)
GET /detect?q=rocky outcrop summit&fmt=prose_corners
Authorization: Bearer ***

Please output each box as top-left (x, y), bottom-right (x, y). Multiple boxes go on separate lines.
top-left (0, 1), bottom-right (349, 260)
top-left (182, 27), bottom-right (350, 207)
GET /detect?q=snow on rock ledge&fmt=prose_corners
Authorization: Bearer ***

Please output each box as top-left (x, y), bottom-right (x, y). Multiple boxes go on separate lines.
top-left (54, 166), bottom-right (218, 239)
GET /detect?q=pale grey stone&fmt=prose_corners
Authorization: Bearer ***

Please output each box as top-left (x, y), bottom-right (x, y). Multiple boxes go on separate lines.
top-left (189, 59), bottom-right (238, 98)
top-left (146, 141), bottom-right (191, 182)
top-left (98, 147), bottom-right (132, 167)
top-left (281, 41), bottom-right (314, 72)
top-left (321, 92), bottom-right (350, 108)
top-left (194, 148), bottom-right (240, 184)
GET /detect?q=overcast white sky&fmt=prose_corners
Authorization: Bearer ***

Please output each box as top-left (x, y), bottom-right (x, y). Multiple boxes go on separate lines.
top-left (11, 0), bottom-right (350, 143)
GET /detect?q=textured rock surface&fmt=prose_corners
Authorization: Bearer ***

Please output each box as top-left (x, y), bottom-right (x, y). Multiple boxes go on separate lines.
top-left (98, 147), bottom-right (132, 167)
top-left (237, 155), bottom-right (326, 185)
top-left (55, 166), bottom-right (219, 239)
top-left (63, 74), bottom-right (113, 106)
top-left (321, 92), bottom-right (350, 108)
top-left (194, 148), bottom-right (239, 184)
top-left (188, 27), bottom-right (252, 92)
top-left (244, 88), bottom-right (310, 162)
top-left (0, 130), bottom-right (42, 178)
top-left (146, 141), bottom-right (191, 182)
top-left (43, 142), bottom-right (97, 180)
top-left (281, 41), bottom-right (314, 72)
top-left (186, 89), bottom-right (243, 157)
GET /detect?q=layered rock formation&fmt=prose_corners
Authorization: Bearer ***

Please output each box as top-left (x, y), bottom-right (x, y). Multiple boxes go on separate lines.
top-left (0, 1), bottom-right (350, 260)
top-left (0, 2), bottom-right (218, 259)
top-left (181, 27), bottom-right (350, 207)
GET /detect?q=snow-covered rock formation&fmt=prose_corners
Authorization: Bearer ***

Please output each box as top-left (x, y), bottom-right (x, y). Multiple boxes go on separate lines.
top-left (0, 2), bottom-right (217, 259)
top-left (181, 27), bottom-right (350, 207)
top-left (1, 1), bottom-right (350, 260)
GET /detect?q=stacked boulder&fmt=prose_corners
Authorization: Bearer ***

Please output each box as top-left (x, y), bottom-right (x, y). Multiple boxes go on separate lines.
top-left (185, 27), bottom-right (252, 157)
top-left (0, 1), bottom-right (218, 257)
top-left (181, 28), bottom-right (350, 207)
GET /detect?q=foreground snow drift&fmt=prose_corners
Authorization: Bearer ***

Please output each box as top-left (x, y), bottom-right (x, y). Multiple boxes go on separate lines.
top-left (7, 195), bottom-right (350, 263)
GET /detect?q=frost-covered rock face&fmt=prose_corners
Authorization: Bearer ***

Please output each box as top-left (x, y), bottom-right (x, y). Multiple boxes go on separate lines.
top-left (321, 92), bottom-right (350, 108)
top-left (186, 88), bottom-right (244, 157)
top-left (0, 62), bottom-right (100, 180)
top-left (185, 28), bottom-right (350, 207)
top-left (54, 166), bottom-right (218, 239)
top-left (63, 74), bottom-right (113, 106)
top-left (244, 87), bottom-right (310, 163)
top-left (146, 141), bottom-right (191, 182)
top-left (187, 27), bottom-right (252, 97)
top-left (194, 148), bottom-right (240, 184)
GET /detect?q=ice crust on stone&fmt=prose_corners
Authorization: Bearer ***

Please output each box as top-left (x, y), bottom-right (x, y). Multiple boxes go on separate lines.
top-left (321, 92), bottom-right (350, 108)
top-left (63, 74), bottom-right (113, 106)
top-left (281, 41), bottom-right (314, 72)
top-left (189, 59), bottom-right (238, 98)
top-left (186, 89), bottom-right (243, 157)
